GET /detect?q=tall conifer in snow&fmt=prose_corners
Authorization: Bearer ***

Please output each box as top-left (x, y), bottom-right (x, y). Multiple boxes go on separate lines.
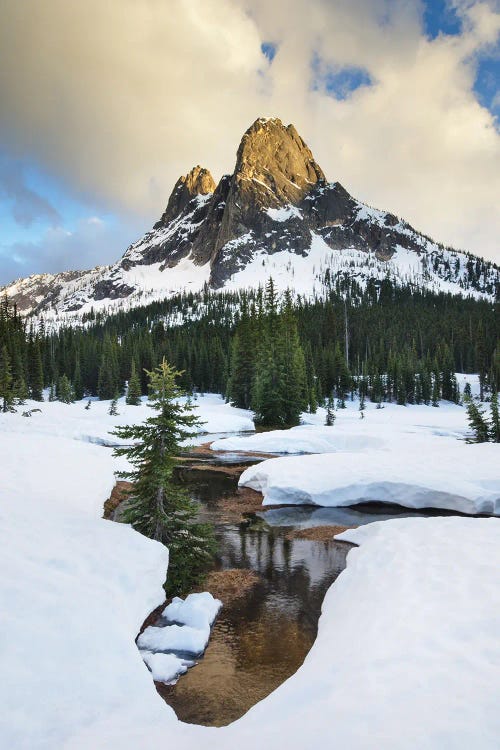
top-left (112, 360), bottom-right (215, 596)
top-left (0, 345), bottom-right (14, 412)
top-left (465, 398), bottom-right (489, 443)
top-left (252, 279), bottom-right (286, 426)
top-left (29, 339), bottom-right (44, 401)
top-left (489, 391), bottom-right (500, 443)
top-left (227, 299), bottom-right (254, 409)
top-left (126, 361), bottom-right (142, 405)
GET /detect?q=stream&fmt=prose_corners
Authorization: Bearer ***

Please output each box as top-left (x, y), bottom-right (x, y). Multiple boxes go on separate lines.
top-left (124, 457), bottom-right (451, 727)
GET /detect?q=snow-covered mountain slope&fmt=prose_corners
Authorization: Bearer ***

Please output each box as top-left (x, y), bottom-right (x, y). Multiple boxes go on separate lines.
top-left (2, 118), bottom-right (498, 322)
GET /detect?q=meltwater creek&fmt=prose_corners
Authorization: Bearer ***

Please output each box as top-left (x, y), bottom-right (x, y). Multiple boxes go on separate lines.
top-left (121, 451), bottom-right (445, 729)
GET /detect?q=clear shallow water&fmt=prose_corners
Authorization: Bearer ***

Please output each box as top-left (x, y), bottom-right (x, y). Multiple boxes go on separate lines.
top-left (147, 466), bottom-right (451, 727)
top-left (156, 518), bottom-right (351, 726)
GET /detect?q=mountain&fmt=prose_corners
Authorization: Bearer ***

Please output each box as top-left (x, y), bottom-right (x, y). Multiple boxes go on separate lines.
top-left (2, 117), bottom-right (498, 321)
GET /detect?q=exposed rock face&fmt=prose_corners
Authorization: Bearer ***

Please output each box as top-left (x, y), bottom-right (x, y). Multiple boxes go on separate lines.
top-left (2, 117), bottom-right (499, 318)
top-left (121, 165), bottom-right (216, 270)
top-left (155, 165), bottom-right (216, 227)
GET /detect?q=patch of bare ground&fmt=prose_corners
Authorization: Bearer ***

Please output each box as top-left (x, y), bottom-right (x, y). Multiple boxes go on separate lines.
top-left (179, 462), bottom-right (248, 478)
top-left (195, 569), bottom-right (262, 605)
top-left (285, 524), bottom-right (352, 542)
top-left (214, 487), bottom-right (264, 522)
top-left (103, 481), bottom-right (133, 519)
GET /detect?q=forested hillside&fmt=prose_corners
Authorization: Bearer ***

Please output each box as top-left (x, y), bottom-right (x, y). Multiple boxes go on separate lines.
top-left (1, 275), bottom-right (498, 424)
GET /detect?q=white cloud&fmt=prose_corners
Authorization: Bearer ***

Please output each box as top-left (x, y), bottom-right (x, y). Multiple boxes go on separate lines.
top-left (0, 0), bottom-right (499, 264)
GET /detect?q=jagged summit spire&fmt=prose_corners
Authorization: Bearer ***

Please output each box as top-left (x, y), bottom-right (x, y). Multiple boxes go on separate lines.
top-left (233, 117), bottom-right (326, 206)
top-left (157, 165), bottom-right (216, 227)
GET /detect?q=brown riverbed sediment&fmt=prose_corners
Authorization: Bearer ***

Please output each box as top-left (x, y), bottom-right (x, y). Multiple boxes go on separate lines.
top-left (285, 524), bottom-right (353, 541)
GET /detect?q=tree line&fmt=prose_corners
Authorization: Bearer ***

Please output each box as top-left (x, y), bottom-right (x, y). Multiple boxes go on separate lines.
top-left (0, 276), bottom-right (498, 425)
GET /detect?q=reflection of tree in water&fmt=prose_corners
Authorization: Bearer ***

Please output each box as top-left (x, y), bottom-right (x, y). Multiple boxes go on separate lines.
top-left (159, 470), bottom-right (351, 726)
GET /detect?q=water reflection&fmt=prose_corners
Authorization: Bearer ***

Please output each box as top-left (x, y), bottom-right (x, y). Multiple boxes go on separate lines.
top-left (155, 465), bottom-right (447, 726)
top-left (158, 513), bottom-right (350, 726)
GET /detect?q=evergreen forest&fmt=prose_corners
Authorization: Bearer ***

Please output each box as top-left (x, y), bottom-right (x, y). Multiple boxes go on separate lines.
top-left (1, 274), bottom-right (498, 425)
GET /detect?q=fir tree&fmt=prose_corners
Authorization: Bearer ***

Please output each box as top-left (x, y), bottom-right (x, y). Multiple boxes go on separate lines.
top-left (325, 396), bottom-right (335, 426)
top-left (29, 339), bottom-right (44, 401)
top-left (97, 335), bottom-right (120, 400)
top-left (252, 279), bottom-right (286, 426)
top-left (431, 372), bottom-right (440, 407)
top-left (0, 346), bottom-right (14, 412)
top-left (226, 301), bottom-right (255, 409)
top-left (73, 357), bottom-right (84, 401)
top-left (108, 394), bottom-right (119, 416)
top-left (465, 398), bottom-right (489, 443)
top-left (489, 391), bottom-right (500, 443)
top-left (126, 361), bottom-right (142, 405)
top-left (359, 390), bottom-right (366, 417)
top-left (14, 376), bottom-right (29, 404)
top-left (112, 360), bottom-right (215, 596)
top-left (58, 374), bottom-right (74, 404)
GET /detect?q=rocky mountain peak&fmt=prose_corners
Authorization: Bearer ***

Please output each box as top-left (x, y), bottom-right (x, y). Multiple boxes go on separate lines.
top-left (155, 165), bottom-right (216, 227)
top-left (233, 117), bottom-right (326, 208)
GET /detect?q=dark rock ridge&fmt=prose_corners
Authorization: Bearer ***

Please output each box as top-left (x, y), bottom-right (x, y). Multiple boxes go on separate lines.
top-left (2, 117), bottom-right (499, 316)
top-left (121, 117), bottom-right (430, 287)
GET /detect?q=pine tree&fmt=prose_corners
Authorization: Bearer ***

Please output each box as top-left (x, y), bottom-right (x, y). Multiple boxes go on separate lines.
top-left (29, 339), bottom-right (44, 401)
top-left (97, 335), bottom-right (120, 400)
top-left (226, 300), bottom-right (254, 409)
top-left (58, 374), bottom-right (74, 404)
top-left (431, 372), bottom-right (440, 407)
top-left (325, 396), bottom-right (335, 426)
top-left (281, 290), bottom-right (307, 425)
top-left (14, 376), bottom-right (29, 404)
top-left (73, 357), bottom-right (84, 401)
top-left (108, 394), bottom-right (119, 416)
top-left (252, 279), bottom-right (286, 426)
top-left (465, 398), bottom-right (489, 443)
top-left (489, 391), bottom-right (500, 443)
top-left (359, 390), bottom-right (366, 417)
top-left (0, 346), bottom-right (14, 412)
top-left (112, 360), bottom-right (215, 596)
top-left (126, 361), bottom-right (142, 405)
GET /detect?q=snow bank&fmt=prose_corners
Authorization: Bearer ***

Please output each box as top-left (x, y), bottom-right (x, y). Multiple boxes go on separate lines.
top-left (239, 441), bottom-right (500, 515)
top-left (163, 592), bottom-right (222, 629)
top-left (63, 517), bottom-right (500, 750)
top-left (138, 623), bottom-right (210, 655)
top-left (212, 396), bottom-right (500, 515)
top-left (138, 592), bottom-right (222, 660)
top-left (0, 429), bottom-right (169, 750)
top-left (141, 652), bottom-right (190, 683)
top-left (212, 425), bottom-right (380, 454)
top-left (3, 394), bottom-right (500, 749)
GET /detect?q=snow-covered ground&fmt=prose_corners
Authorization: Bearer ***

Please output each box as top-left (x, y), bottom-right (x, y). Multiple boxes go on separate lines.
top-left (213, 377), bottom-right (500, 516)
top-left (3, 392), bottom-right (254, 446)
top-left (1, 389), bottom-right (499, 748)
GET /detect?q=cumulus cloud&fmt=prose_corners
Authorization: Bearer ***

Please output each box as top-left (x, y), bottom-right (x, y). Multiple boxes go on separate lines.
top-left (0, 0), bottom-right (499, 264)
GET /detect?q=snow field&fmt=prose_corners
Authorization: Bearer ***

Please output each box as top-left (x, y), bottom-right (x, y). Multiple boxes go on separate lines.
top-left (0, 392), bottom-right (254, 447)
top-left (213, 382), bottom-right (500, 515)
top-left (1, 386), bottom-right (499, 748)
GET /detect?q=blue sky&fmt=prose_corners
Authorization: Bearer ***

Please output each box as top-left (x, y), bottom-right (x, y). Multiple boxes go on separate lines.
top-left (0, 0), bottom-right (499, 285)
